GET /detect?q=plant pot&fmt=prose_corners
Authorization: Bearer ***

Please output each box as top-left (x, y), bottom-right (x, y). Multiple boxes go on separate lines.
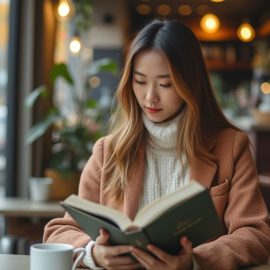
top-left (44, 168), bottom-right (81, 201)
top-left (29, 177), bottom-right (52, 202)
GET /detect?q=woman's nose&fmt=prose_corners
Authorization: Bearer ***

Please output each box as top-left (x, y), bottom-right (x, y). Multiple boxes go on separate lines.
top-left (145, 85), bottom-right (158, 102)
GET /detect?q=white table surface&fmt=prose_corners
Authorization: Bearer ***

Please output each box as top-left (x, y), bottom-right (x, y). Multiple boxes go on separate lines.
top-left (0, 254), bottom-right (269, 270)
top-left (0, 255), bottom-right (29, 270)
top-left (0, 254), bottom-right (84, 270)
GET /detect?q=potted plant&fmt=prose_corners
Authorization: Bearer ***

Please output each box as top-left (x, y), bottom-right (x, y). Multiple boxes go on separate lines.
top-left (25, 58), bottom-right (118, 200)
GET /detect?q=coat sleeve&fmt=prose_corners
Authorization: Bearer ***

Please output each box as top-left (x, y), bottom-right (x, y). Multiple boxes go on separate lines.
top-left (43, 137), bottom-right (105, 248)
top-left (194, 131), bottom-right (270, 270)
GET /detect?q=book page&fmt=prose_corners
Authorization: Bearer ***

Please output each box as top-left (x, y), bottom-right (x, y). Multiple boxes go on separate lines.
top-left (133, 180), bottom-right (204, 227)
top-left (63, 195), bottom-right (133, 231)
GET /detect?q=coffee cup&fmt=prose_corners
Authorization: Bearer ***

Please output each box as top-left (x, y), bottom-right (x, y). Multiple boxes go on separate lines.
top-left (30, 243), bottom-right (86, 270)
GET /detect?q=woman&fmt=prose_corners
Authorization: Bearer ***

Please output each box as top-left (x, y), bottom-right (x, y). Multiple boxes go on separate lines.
top-left (43, 19), bottom-right (270, 270)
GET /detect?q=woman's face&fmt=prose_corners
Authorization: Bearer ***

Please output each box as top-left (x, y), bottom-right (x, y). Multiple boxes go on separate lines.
top-left (132, 49), bottom-right (183, 123)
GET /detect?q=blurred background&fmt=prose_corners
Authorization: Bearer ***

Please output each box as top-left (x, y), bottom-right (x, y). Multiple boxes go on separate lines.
top-left (0, 0), bottom-right (270, 255)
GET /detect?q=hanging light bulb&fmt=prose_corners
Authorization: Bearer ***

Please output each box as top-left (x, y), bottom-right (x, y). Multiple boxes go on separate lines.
top-left (178, 5), bottom-right (192, 16)
top-left (136, 4), bottom-right (151, 15)
top-left (261, 82), bottom-right (270, 95)
top-left (57, 0), bottom-right (74, 20)
top-left (237, 22), bottom-right (255, 42)
top-left (156, 4), bottom-right (171, 16)
top-left (69, 36), bottom-right (81, 54)
top-left (200, 13), bottom-right (220, 33)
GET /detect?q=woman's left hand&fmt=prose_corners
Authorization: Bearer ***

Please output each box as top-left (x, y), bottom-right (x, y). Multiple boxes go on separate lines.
top-left (130, 236), bottom-right (193, 270)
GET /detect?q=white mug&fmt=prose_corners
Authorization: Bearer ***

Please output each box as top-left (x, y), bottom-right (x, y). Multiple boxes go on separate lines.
top-left (30, 243), bottom-right (86, 270)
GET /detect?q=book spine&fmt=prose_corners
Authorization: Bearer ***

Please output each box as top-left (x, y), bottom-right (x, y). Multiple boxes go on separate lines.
top-left (124, 229), bottom-right (150, 252)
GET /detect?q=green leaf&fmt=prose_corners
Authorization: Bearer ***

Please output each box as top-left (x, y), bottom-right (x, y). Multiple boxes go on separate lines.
top-left (24, 85), bottom-right (47, 109)
top-left (85, 99), bottom-right (97, 108)
top-left (26, 112), bottom-right (63, 144)
top-left (51, 63), bottom-right (74, 85)
top-left (87, 58), bottom-right (118, 76)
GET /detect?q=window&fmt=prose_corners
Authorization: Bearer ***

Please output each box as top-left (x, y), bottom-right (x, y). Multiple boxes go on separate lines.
top-left (0, 0), bottom-right (10, 197)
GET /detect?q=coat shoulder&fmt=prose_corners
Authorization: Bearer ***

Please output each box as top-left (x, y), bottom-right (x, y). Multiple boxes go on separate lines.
top-left (213, 128), bottom-right (250, 159)
top-left (93, 135), bottom-right (113, 152)
top-left (216, 128), bottom-right (249, 146)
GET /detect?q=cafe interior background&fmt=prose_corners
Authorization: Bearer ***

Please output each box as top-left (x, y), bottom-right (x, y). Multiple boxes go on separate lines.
top-left (0, 0), bottom-right (270, 255)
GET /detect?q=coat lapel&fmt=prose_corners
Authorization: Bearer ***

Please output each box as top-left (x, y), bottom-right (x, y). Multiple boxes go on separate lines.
top-left (189, 154), bottom-right (217, 188)
top-left (189, 134), bottom-right (218, 188)
top-left (123, 147), bottom-right (145, 220)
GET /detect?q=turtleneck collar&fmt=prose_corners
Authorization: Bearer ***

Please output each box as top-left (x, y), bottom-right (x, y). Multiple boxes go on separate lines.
top-left (142, 113), bottom-right (182, 150)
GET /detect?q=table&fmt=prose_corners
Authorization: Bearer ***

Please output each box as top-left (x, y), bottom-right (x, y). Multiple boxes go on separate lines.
top-left (0, 254), bottom-right (84, 270)
top-left (0, 198), bottom-right (64, 218)
top-left (0, 254), bottom-right (29, 270)
top-left (0, 254), bottom-right (269, 270)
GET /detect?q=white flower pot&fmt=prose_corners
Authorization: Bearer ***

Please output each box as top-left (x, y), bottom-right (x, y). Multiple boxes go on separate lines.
top-left (29, 177), bottom-right (52, 202)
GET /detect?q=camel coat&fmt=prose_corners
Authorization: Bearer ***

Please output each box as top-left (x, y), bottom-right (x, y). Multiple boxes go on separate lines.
top-left (43, 128), bottom-right (270, 269)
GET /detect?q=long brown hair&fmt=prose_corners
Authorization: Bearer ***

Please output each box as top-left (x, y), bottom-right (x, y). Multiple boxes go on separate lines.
top-left (104, 19), bottom-right (237, 203)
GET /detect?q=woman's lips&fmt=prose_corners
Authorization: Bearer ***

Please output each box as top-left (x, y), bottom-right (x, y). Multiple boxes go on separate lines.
top-left (145, 107), bottom-right (162, 113)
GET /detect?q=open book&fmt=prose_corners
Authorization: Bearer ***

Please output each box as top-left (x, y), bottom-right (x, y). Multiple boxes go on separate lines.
top-left (61, 180), bottom-right (224, 255)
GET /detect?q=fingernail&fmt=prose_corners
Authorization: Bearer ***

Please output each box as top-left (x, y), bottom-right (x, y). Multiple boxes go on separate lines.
top-left (182, 236), bottom-right (188, 243)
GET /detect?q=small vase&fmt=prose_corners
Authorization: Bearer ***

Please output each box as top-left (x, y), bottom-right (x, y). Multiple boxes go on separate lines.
top-left (29, 177), bottom-right (52, 202)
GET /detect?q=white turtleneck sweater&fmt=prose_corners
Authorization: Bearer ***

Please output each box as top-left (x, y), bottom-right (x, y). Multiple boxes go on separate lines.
top-left (138, 113), bottom-right (189, 210)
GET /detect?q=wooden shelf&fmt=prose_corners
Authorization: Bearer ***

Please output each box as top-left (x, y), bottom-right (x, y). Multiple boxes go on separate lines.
top-left (206, 60), bottom-right (251, 71)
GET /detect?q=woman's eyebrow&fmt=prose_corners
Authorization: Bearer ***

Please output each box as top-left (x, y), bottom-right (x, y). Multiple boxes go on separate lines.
top-left (157, 74), bottom-right (170, 78)
top-left (134, 70), bottom-right (170, 78)
top-left (134, 71), bottom-right (146, 77)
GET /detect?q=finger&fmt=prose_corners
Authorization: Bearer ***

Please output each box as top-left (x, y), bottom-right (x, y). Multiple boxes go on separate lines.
top-left (130, 250), bottom-right (149, 269)
top-left (101, 253), bottom-right (141, 269)
top-left (95, 228), bottom-right (110, 245)
top-left (147, 244), bottom-right (172, 263)
top-left (131, 247), bottom-right (158, 268)
top-left (179, 236), bottom-right (193, 255)
top-left (106, 262), bottom-right (141, 270)
top-left (105, 254), bottom-right (136, 265)
top-left (107, 245), bottom-right (133, 256)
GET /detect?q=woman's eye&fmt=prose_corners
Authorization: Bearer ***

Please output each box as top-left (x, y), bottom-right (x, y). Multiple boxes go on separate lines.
top-left (135, 79), bottom-right (146, 85)
top-left (160, 83), bottom-right (171, 88)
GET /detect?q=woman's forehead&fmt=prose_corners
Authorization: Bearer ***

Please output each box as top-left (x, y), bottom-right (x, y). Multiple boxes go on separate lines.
top-left (133, 49), bottom-right (170, 76)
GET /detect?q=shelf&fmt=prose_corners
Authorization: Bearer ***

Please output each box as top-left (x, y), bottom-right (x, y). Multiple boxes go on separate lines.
top-left (206, 60), bottom-right (251, 71)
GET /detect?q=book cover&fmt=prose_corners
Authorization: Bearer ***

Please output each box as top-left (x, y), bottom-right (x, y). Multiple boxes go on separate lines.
top-left (61, 181), bottom-right (225, 255)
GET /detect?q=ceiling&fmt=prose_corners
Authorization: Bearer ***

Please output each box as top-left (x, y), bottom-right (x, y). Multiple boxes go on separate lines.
top-left (129, 0), bottom-right (270, 39)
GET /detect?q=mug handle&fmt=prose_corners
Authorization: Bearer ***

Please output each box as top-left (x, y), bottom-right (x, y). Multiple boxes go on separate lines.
top-left (72, 247), bottom-right (86, 270)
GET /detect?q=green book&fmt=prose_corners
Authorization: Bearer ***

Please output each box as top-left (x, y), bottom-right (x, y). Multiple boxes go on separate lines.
top-left (61, 181), bottom-right (224, 255)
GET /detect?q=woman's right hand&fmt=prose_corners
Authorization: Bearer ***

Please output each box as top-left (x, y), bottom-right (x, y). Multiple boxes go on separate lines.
top-left (92, 229), bottom-right (142, 270)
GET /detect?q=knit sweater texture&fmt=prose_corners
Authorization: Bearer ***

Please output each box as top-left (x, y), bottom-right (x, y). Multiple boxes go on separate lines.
top-left (138, 113), bottom-right (189, 210)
